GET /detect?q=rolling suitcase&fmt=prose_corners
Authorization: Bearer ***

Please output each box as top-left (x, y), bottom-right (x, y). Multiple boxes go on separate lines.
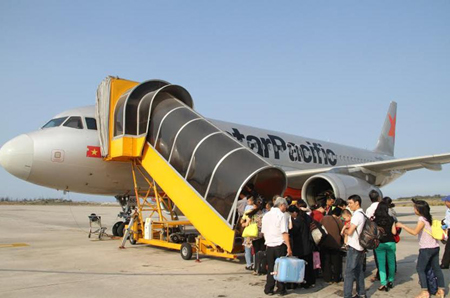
top-left (273, 257), bottom-right (306, 283)
top-left (255, 251), bottom-right (268, 275)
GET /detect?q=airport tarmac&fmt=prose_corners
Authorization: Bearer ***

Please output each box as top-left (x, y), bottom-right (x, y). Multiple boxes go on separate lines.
top-left (0, 205), bottom-right (448, 298)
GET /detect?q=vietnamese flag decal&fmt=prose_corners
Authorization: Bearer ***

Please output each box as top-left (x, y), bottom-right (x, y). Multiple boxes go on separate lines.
top-left (86, 146), bottom-right (102, 158)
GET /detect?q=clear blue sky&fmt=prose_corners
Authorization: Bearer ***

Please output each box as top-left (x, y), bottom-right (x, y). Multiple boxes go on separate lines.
top-left (1, 1), bottom-right (449, 201)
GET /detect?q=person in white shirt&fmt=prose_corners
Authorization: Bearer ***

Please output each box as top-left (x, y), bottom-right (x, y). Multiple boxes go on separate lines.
top-left (261, 196), bottom-right (292, 296)
top-left (237, 192), bottom-right (248, 217)
top-left (343, 195), bottom-right (366, 298)
top-left (365, 190), bottom-right (381, 219)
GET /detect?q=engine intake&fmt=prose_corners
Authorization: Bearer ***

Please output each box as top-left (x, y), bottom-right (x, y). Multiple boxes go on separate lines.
top-left (301, 173), bottom-right (381, 211)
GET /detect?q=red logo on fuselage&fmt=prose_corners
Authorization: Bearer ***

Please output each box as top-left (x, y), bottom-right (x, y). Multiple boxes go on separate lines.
top-left (388, 114), bottom-right (396, 139)
top-left (86, 146), bottom-right (102, 158)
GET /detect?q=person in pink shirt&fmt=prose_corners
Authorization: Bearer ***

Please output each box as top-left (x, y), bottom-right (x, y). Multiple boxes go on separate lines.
top-left (396, 199), bottom-right (445, 298)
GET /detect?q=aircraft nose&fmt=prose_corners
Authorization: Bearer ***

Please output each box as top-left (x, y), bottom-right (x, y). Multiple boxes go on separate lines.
top-left (0, 134), bottom-right (34, 181)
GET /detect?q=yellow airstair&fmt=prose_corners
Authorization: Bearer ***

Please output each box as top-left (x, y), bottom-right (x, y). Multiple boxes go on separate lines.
top-left (96, 77), bottom-right (287, 259)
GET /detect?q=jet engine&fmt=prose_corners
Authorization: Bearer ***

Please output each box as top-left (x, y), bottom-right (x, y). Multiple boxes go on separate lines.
top-left (301, 173), bottom-right (382, 211)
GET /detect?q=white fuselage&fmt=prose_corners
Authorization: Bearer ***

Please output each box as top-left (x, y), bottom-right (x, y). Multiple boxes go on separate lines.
top-left (0, 105), bottom-right (396, 197)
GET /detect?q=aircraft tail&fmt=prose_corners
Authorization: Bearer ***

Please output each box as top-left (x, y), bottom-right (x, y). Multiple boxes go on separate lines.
top-left (374, 101), bottom-right (397, 156)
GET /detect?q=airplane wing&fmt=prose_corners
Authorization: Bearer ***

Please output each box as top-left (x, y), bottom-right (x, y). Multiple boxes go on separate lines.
top-left (285, 152), bottom-right (450, 186)
top-left (358, 153), bottom-right (450, 172)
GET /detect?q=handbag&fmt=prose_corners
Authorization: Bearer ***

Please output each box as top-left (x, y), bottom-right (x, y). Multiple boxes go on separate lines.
top-left (242, 222), bottom-right (258, 238)
top-left (312, 251), bottom-right (321, 269)
top-left (310, 220), bottom-right (328, 245)
top-left (393, 227), bottom-right (401, 243)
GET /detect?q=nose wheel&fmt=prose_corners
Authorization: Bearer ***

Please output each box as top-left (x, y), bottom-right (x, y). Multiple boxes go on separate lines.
top-left (112, 221), bottom-right (121, 236)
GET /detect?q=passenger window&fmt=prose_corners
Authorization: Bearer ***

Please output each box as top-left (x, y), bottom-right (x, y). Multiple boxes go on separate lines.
top-left (42, 117), bottom-right (68, 129)
top-left (63, 116), bottom-right (83, 129)
top-left (85, 117), bottom-right (97, 130)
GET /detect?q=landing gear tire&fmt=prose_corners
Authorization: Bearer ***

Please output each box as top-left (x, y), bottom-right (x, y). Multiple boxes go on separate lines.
top-left (180, 242), bottom-right (193, 260)
top-left (112, 221), bottom-right (121, 236)
top-left (117, 222), bottom-right (126, 237)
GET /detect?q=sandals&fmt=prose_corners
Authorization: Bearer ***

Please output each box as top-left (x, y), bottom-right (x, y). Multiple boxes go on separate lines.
top-left (436, 289), bottom-right (445, 298)
top-left (414, 291), bottom-right (430, 298)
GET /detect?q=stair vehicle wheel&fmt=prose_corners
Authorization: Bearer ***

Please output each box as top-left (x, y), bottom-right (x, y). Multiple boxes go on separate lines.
top-left (112, 221), bottom-right (121, 236)
top-left (129, 232), bottom-right (137, 245)
top-left (180, 242), bottom-right (193, 260)
top-left (117, 222), bottom-right (125, 237)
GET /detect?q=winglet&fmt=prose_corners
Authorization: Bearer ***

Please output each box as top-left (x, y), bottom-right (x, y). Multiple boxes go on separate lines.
top-left (374, 101), bottom-right (397, 156)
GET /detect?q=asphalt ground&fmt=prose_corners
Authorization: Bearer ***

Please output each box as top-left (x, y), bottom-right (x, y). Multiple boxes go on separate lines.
top-left (0, 205), bottom-right (448, 298)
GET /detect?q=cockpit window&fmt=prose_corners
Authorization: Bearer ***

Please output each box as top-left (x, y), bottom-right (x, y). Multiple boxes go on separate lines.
top-left (63, 116), bottom-right (83, 129)
top-left (85, 117), bottom-right (97, 130)
top-left (42, 117), bottom-right (68, 129)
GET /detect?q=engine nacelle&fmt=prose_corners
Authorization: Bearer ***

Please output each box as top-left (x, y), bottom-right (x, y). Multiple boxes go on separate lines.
top-left (301, 173), bottom-right (382, 211)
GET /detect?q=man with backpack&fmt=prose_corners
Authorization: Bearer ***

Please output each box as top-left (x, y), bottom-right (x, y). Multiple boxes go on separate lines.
top-left (343, 195), bottom-right (367, 298)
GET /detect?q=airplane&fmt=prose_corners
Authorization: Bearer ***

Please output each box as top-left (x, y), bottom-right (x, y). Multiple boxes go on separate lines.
top-left (1, 78), bottom-right (450, 239)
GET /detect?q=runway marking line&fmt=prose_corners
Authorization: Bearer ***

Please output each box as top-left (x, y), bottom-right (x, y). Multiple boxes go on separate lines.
top-left (0, 243), bottom-right (30, 248)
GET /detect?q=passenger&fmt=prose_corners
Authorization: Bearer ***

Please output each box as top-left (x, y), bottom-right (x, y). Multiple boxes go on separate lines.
top-left (261, 196), bottom-right (292, 296)
top-left (320, 207), bottom-right (344, 283)
top-left (343, 195), bottom-right (366, 298)
top-left (286, 205), bottom-right (300, 290)
top-left (245, 196), bottom-right (256, 213)
top-left (333, 197), bottom-right (348, 210)
top-left (272, 195), bottom-right (278, 204)
top-left (382, 196), bottom-right (398, 276)
top-left (287, 205), bottom-right (298, 230)
top-left (245, 183), bottom-right (259, 199)
top-left (237, 191), bottom-right (249, 217)
top-left (290, 200), bottom-right (316, 288)
top-left (366, 190), bottom-right (382, 282)
top-left (295, 200), bottom-right (310, 213)
top-left (251, 201), bottom-right (266, 274)
top-left (288, 205), bottom-right (299, 220)
top-left (324, 194), bottom-right (336, 215)
top-left (241, 209), bottom-right (255, 270)
top-left (383, 196), bottom-right (397, 222)
top-left (242, 199), bottom-right (265, 272)
top-left (340, 209), bottom-right (352, 246)
top-left (366, 190), bottom-right (381, 219)
top-left (264, 201), bottom-right (273, 214)
top-left (310, 201), bottom-right (325, 222)
top-left (396, 200), bottom-right (446, 298)
top-left (441, 195), bottom-right (450, 269)
top-left (284, 195), bottom-right (293, 206)
top-left (373, 202), bottom-right (397, 292)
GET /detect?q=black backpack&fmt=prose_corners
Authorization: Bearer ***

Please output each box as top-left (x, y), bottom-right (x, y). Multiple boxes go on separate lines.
top-left (356, 211), bottom-right (381, 250)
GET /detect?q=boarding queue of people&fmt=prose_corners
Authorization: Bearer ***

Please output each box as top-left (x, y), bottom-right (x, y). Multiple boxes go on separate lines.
top-left (237, 189), bottom-right (449, 298)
